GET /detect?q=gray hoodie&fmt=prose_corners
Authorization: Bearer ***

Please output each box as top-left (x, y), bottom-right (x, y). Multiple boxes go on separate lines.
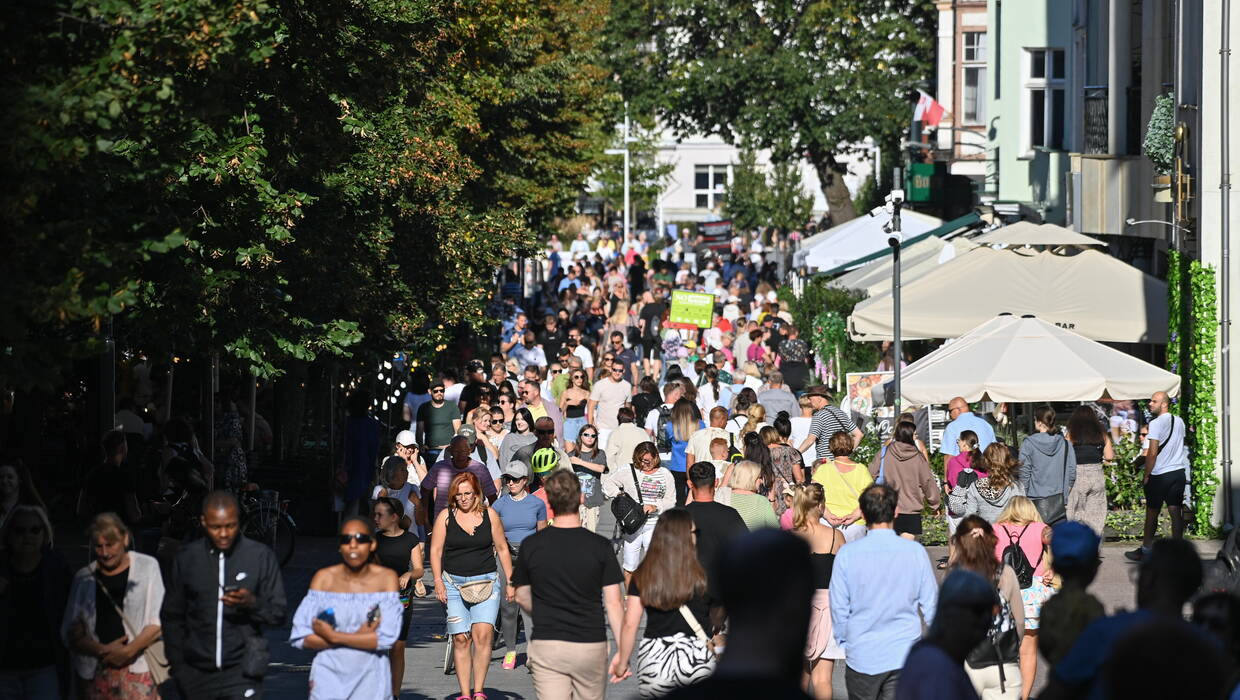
top-left (1019, 432), bottom-right (1076, 498)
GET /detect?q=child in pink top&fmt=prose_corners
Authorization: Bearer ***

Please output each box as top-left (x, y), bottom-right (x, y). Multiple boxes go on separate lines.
top-left (945, 431), bottom-right (988, 489)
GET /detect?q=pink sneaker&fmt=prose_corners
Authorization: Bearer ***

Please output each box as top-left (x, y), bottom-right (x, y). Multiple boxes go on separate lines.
top-left (502, 651), bottom-right (517, 670)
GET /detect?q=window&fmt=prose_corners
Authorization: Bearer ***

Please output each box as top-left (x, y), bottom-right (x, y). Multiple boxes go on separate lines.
top-left (963, 32), bottom-right (986, 62)
top-left (961, 31), bottom-right (987, 125)
top-left (693, 164), bottom-right (730, 210)
top-left (1024, 48), bottom-right (1065, 152)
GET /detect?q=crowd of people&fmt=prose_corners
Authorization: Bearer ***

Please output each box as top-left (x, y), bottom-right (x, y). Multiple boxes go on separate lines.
top-left (0, 228), bottom-right (1232, 700)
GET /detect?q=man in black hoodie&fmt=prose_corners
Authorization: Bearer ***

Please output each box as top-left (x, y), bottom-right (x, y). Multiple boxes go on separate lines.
top-left (162, 491), bottom-right (286, 699)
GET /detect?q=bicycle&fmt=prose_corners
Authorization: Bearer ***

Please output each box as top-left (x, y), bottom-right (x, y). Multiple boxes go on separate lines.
top-left (239, 488), bottom-right (297, 567)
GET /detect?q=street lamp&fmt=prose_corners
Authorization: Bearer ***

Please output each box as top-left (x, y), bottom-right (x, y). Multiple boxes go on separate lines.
top-left (1125, 217), bottom-right (1192, 249)
top-left (604, 102), bottom-right (638, 239)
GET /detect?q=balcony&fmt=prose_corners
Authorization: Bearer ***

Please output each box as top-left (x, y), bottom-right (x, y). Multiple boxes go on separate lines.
top-left (1081, 85), bottom-right (1144, 155)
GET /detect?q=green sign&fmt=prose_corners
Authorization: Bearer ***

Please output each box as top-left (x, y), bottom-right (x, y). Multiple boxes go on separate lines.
top-left (907, 162), bottom-right (935, 203)
top-left (668, 290), bottom-right (716, 329)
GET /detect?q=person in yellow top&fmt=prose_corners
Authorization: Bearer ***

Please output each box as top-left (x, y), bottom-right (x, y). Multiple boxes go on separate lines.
top-left (811, 431), bottom-right (872, 543)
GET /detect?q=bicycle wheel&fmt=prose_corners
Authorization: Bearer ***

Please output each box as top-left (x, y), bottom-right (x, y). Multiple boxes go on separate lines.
top-left (242, 507), bottom-right (297, 567)
top-left (443, 639), bottom-right (455, 675)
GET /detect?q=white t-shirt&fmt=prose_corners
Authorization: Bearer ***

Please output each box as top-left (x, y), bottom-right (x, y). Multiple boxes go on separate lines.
top-left (789, 416), bottom-right (818, 463)
top-left (444, 383), bottom-right (463, 405)
top-left (1147, 412), bottom-right (1189, 475)
top-left (589, 378), bottom-right (631, 430)
top-left (686, 426), bottom-right (730, 464)
top-left (572, 344), bottom-right (595, 369)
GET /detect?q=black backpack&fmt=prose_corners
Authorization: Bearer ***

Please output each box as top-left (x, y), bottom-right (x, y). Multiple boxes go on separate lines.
top-left (999, 523), bottom-right (1043, 589)
top-left (726, 432), bottom-right (744, 463)
top-left (966, 571), bottom-right (1022, 671)
top-left (655, 405), bottom-right (673, 454)
top-left (610, 464), bottom-right (649, 535)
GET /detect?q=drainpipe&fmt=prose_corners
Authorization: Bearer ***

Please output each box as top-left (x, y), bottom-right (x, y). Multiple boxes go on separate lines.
top-left (1223, 0), bottom-right (1233, 526)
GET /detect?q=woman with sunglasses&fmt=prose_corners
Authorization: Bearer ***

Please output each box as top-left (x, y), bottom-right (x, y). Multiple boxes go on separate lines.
top-left (290, 517), bottom-right (403, 699)
top-left (559, 369), bottom-right (591, 452)
top-left (430, 472), bottom-right (515, 700)
top-left (492, 462), bottom-right (546, 671)
top-left (371, 497), bottom-right (425, 698)
top-left (487, 407), bottom-right (509, 445)
top-left (568, 424), bottom-right (608, 532)
top-left (1, 504), bottom-right (71, 699)
top-left (499, 408), bottom-right (537, 472)
top-left (495, 391), bottom-right (517, 427)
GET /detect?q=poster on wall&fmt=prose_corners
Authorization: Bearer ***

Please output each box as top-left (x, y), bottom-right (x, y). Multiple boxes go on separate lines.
top-left (841, 371), bottom-right (896, 436)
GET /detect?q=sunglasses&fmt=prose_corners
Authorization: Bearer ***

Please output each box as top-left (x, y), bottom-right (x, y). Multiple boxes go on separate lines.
top-left (432, 388), bottom-right (445, 393)
top-left (339, 533), bottom-right (374, 545)
top-left (581, 432), bottom-right (597, 438)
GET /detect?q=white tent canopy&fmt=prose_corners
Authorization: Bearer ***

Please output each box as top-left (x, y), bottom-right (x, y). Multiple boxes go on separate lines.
top-left (795, 209), bottom-right (942, 272)
top-left (899, 314), bottom-right (1180, 404)
top-left (833, 236), bottom-right (977, 297)
top-left (973, 221), bottom-right (1108, 247)
top-left (848, 247), bottom-right (1168, 343)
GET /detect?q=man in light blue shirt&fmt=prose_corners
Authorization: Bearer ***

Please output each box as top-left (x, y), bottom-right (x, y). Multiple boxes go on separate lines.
top-left (939, 396), bottom-right (997, 456)
top-left (830, 483), bottom-right (938, 699)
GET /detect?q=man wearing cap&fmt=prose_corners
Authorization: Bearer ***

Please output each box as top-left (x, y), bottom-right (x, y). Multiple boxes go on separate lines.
top-left (417, 382), bottom-right (462, 464)
top-left (939, 397), bottom-right (997, 458)
top-left (458, 360), bottom-right (489, 416)
top-left (798, 385), bottom-right (863, 462)
top-left (1038, 522), bottom-right (1105, 667)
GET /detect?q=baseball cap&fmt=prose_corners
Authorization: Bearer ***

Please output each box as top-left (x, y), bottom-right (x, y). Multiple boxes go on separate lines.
top-left (395, 430), bottom-right (416, 446)
top-left (458, 426), bottom-right (476, 441)
top-left (1051, 521), bottom-right (1101, 568)
top-left (466, 360), bottom-right (485, 373)
top-left (502, 461), bottom-right (530, 480)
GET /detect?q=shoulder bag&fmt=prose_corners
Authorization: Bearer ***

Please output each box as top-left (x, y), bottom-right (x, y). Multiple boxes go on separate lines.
top-left (677, 604), bottom-right (717, 658)
top-left (93, 572), bottom-right (170, 685)
top-left (1032, 439), bottom-right (1069, 525)
top-left (610, 465), bottom-right (649, 536)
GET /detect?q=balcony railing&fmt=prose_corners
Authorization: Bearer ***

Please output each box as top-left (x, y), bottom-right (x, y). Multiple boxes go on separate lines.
top-left (1083, 86), bottom-right (1108, 154)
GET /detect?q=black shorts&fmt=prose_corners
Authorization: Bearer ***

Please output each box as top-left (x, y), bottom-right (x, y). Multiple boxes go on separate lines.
top-left (893, 513), bottom-right (923, 536)
top-left (642, 337), bottom-right (661, 360)
top-left (1144, 469), bottom-right (1187, 510)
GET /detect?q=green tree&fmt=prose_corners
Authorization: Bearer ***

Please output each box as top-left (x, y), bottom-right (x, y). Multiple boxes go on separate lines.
top-left (723, 150), bottom-right (767, 233)
top-left (646, 0), bottom-right (935, 225)
top-left (1, 0), bottom-right (608, 388)
top-left (766, 160), bottom-right (815, 235)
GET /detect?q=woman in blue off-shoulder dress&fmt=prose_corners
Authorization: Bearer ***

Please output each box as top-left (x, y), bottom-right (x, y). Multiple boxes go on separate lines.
top-left (290, 516), bottom-right (404, 699)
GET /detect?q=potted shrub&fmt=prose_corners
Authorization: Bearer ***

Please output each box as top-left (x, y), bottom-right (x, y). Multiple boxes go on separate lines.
top-left (1143, 93), bottom-right (1175, 201)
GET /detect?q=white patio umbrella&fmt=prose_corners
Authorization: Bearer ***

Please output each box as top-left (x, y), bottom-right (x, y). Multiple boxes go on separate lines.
top-left (899, 314), bottom-right (1181, 405)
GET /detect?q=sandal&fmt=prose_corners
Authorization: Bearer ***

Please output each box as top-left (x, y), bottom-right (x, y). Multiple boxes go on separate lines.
top-left (414, 579), bottom-right (428, 598)
top-left (473, 694), bottom-right (488, 700)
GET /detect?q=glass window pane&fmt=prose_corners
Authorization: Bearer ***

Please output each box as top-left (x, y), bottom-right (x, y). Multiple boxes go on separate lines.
top-left (1052, 50), bottom-right (1065, 80)
top-left (713, 170), bottom-right (727, 188)
top-left (976, 33), bottom-right (987, 62)
top-left (1031, 49), bottom-right (1046, 79)
top-left (1031, 89), bottom-right (1046, 147)
top-left (964, 67), bottom-right (985, 123)
top-left (1051, 88), bottom-right (1065, 148)
top-left (696, 194), bottom-right (709, 208)
top-left (694, 167), bottom-right (709, 190)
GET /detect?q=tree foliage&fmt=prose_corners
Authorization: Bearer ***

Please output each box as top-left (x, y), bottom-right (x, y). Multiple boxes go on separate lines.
top-left (2, 0), bottom-right (608, 388)
top-left (593, 124), bottom-right (675, 223)
top-left (639, 0), bottom-right (935, 225)
top-left (725, 150), bottom-right (814, 236)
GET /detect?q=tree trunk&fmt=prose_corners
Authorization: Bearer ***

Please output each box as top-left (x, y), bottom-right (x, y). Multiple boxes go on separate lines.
top-left (811, 153), bottom-right (858, 226)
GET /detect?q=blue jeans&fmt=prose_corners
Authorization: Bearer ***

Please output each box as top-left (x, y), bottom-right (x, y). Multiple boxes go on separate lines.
top-left (443, 571), bottom-right (500, 635)
top-left (564, 416), bottom-right (587, 443)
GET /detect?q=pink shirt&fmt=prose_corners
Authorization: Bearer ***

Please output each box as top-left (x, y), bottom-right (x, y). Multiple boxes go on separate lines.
top-left (994, 521), bottom-right (1049, 578)
top-left (779, 508), bottom-right (794, 530)
top-left (945, 453), bottom-right (988, 489)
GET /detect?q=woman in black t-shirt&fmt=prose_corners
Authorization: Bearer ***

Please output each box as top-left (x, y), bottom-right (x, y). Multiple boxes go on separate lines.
top-left (609, 509), bottom-right (715, 698)
top-left (372, 497), bottom-right (424, 699)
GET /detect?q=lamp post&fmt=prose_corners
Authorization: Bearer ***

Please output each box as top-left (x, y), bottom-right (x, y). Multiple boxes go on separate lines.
top-left (604, 102), bottom-right (638, 239)
top-left (888, 173), bottom-right (905, 414)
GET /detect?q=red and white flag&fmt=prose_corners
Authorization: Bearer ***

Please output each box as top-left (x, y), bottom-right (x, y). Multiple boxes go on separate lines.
top-left (913, 90), bottom-right (946, 127)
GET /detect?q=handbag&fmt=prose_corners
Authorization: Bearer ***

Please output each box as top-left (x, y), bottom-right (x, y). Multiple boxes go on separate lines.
top-left (677, 604), bottom-right (716, 658)
top-left (93, 573), bottom-right (171, 685)
top-left (457, 578), bottom-right (495, 604)
top-left (1033, 442), bottom-right (1070, 525)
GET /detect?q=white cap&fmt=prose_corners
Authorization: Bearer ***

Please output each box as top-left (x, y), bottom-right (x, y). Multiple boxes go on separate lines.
top-left (395, 430), bottom-right (416, 446)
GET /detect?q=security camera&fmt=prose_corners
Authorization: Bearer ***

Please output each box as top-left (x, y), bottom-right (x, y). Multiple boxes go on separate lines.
top-left (887, 231), bottom-right (904, 247)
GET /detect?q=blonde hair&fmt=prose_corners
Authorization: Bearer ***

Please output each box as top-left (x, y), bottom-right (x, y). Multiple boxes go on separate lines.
top-left (759, 425), bottom-right (781, 446)
top-left (792, 483), bottom-right (825, 530)
top-left (730, 460), bottom-right (763, 492)
top-left (88, 512), bottom-right (130, 546)
top-left (609, 300), bottom-right (630, 326)
top-left (740, 404), bottom-right (766, 438)
top-left (996, 495), bottom-right (1043, 526)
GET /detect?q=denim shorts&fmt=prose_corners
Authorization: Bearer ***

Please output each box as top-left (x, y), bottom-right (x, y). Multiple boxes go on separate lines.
top-left (564, 416), bottom-right (587, 443)
top-left (443, 571), bottom-right (500, 635)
